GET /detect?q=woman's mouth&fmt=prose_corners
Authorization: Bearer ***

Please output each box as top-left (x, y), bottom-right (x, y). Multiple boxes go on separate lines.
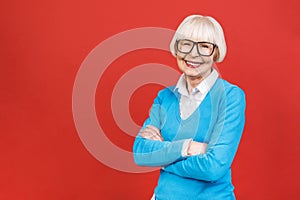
top-left (185, 60), bottom-right (203, 68)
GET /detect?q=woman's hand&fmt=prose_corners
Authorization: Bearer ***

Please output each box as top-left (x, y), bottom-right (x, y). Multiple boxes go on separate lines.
top-left (140, 125), bottom-right (164, 141)
top-left (187, 141), bottom-right (208, 155)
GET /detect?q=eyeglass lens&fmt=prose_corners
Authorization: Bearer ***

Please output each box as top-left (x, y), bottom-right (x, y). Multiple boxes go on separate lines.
top-left (177, 39), bottom-right (215, 56)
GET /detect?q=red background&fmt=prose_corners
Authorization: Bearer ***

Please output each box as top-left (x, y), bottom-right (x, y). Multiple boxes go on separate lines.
top-left (1, 0), bottom-right (300, 199)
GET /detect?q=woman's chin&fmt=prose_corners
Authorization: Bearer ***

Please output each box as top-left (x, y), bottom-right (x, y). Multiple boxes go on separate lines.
top-left (183, 67), bottom-right (200, 74)
top-left (184, 71), bottom-right (203, 79)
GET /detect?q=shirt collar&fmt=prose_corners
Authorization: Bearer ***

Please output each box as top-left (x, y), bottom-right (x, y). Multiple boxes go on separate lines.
top-left (174, 69), bottom-right (219, 96)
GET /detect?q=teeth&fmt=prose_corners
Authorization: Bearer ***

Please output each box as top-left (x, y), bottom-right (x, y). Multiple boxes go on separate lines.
top-left (186, 61), bottom-right (201, 66)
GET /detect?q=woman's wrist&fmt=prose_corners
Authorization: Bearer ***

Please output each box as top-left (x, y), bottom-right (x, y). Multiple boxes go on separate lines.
top-left (187, 141), bottom-right (208, 155)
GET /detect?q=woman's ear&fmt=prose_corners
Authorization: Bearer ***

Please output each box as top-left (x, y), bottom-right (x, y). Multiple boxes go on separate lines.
top-left (174, 43), bottom-right (178, 56)
top-left (213, 47), bottom-right (220, 62)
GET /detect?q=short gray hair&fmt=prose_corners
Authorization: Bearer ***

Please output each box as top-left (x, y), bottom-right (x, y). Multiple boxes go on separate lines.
top-left (170, 15), bottom-right (227, 62)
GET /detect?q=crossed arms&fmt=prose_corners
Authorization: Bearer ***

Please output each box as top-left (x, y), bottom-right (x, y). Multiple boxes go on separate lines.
top-left (133, 87), bottom-right (246, 182)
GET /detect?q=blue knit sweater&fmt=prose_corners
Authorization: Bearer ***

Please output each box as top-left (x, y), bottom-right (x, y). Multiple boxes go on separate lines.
top-left (133, 78), bottom-right (246, 200)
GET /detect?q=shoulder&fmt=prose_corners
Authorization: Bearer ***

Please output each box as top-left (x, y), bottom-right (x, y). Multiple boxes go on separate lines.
top-left (154, 86), bottom-right (177, 104)
top-left (157, 85), bottom-right (176, 98)
top-left (222, 79), bottom-right (245, 96)
top-left (221, 79), bottom-right (246, 109)
top-left (210, 79), bottom-right (246, 108)
top-left (213, 78), bottom-right (245, 98)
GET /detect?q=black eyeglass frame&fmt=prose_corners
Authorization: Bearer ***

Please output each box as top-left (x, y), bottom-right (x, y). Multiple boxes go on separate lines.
top-left (175, 39), bottom-right (217, 57)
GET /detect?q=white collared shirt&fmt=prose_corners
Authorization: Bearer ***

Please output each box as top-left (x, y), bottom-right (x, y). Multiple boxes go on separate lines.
top-left (175, 69), bottom-right (219, 120)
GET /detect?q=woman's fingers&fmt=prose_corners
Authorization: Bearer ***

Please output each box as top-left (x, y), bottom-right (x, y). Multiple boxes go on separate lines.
top-left (147, 125), bottom-right (164, 141)
top-left (140, 126), bottom-right (163, 141)
top-left (147, 125), bottom-right (160, 134)
top-left (140, 130), bottom-right (160, 141)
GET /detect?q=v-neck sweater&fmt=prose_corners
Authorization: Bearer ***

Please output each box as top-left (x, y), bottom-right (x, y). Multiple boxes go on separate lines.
top-left (133, 78), bottom-right (246, 200)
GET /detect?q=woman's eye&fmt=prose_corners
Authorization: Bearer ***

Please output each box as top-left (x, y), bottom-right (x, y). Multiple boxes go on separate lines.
top-left (200, 44), bottom-right (210, 48)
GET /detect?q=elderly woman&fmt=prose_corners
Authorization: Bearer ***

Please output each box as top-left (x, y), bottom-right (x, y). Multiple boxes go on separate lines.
top-left (133, 14), bottom-right (246, 200)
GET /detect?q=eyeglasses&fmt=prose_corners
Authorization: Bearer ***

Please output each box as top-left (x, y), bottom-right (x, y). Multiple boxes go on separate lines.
top-left (176, 39), bottom-right (217, 56)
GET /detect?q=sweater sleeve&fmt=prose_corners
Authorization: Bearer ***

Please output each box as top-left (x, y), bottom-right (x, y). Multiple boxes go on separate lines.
top-left (163, 87), bottom-right (246, 181)
top-left (132, 89), bottom-right (188, 167)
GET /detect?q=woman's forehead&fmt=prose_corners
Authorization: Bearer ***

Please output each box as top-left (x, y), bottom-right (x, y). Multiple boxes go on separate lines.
top-left (178, 21), bottom-right (215, 42)
top-left (177, 24), bottom-right (215, 42)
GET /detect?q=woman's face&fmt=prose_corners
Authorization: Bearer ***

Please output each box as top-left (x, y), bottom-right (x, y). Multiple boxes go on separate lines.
top-left (176, 39), bottom-right (215, 79)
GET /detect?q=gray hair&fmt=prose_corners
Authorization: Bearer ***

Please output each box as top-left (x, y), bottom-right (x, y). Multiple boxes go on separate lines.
top-left (170, 15), bottom-right (227, 62)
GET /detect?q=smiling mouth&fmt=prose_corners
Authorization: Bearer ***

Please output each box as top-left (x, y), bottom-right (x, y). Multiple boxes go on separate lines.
top-left (185, 60), bottom-right (203, 68)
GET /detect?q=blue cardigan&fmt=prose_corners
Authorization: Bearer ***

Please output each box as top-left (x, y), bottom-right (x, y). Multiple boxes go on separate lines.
top-left (133, 78), bottom-right (246, 200)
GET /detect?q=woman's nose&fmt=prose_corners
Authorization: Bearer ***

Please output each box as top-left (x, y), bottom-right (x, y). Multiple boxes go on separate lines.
top-left (190, 44), bottom-right (200, 57)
